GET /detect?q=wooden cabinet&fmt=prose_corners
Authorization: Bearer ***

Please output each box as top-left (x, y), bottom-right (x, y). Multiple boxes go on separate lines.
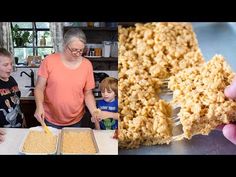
top-left (80, 107), bottom-right (95, 129)
top-left (20, 99), bottom-right (40, 128)
top-left (118, 22), bottom-right (136, 27)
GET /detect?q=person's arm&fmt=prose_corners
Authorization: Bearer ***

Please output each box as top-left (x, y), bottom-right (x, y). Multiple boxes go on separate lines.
top-left (84, 89), bottom-right (98, 118)
top-left (97, 111), bottom-right (118, 120)
top-left (91, 115), bottom-right (101, 129)
top-left (34, 76), bottom-right (47, 123)
top-left (94, 120), bottom-right (101, 130)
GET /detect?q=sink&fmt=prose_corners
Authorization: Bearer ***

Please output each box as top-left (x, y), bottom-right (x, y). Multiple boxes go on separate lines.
top-left (28, 90), bottom-right (35, 96)
top-left (20, 88), bottom-right (35, 97)
top-left (20, 88), bottom-right (30, 97)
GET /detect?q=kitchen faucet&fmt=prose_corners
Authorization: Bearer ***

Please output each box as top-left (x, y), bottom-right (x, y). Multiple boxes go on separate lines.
top-left (20, 69), bottom-right (35, 88)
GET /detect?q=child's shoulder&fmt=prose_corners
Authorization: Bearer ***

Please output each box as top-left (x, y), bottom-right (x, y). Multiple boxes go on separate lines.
top-left (9, 75), bottom-right (16, 80)
top-left (112, 98), bottom-right (118, 105)
top-left (8, 76), bottom-right (17, 84)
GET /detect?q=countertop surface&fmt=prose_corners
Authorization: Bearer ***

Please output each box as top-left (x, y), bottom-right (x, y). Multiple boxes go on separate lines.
top-left (0, 128), bottom-right (118, 155)
top-left (119, 22), bottom-right (236, 155)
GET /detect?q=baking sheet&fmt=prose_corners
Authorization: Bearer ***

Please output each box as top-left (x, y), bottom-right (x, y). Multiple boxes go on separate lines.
top-left (19, 126), bottom-right (60, 155)
top-left (59, 127), bottom-right (99, 155)
top-left (119, 22), bottom-right (236, 155)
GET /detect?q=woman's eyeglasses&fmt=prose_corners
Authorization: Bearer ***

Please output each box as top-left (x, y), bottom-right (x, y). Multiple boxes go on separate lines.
top-left (67, 45), bottom-right (84, 55)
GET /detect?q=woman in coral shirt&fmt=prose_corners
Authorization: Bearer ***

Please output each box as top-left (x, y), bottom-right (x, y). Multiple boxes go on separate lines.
top-left (34, 28), bottom-right (98, 128)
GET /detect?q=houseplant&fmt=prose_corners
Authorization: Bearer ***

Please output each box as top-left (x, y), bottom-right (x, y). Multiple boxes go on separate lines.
top-left (12, 24), bottom-right (31, 47)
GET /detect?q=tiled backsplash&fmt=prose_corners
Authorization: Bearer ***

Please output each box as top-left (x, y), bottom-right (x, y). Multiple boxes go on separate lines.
top-left (12, 68), bottom-right (118, 90)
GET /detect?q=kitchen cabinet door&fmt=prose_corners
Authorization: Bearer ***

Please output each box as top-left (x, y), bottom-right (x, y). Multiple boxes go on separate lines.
top-left (20, 100), bottom-right (40, 128)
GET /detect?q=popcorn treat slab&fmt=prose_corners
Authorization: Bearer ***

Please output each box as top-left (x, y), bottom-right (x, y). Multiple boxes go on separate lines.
top-left (169, 55), bottom-right (236, 139)
top-left (118, 22), bottom-right (204, 148)
top-left (19, 126), bottom-right (59, 155)
top-left (59, 128), bottom-right (99, 155)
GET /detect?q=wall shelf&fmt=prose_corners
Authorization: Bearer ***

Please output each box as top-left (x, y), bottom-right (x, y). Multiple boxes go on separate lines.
top-left (86, 57), bottom-right (118, 62)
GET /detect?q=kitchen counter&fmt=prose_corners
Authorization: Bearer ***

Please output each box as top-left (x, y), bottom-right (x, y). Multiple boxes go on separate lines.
top-left (0, 128), bottom-right (118, 155)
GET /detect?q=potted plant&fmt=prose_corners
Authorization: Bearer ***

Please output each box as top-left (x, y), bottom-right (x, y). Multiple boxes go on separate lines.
top-left (12, 24), bottom-right (32, 47)
top-left (40, 31), bottom-right (50, 46)
top-left (21, 31), bottom-right (31, 45)
top-left (12, 24), bottom-right (23, 46)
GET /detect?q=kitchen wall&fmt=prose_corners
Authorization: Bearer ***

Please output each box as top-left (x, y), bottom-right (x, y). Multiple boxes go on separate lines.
top-left (11, 68), bottom-right (38, 91)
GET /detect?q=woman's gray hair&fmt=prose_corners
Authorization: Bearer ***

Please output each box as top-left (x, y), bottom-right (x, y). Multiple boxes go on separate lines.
top-left (63, 28), bottom-right (87, 46)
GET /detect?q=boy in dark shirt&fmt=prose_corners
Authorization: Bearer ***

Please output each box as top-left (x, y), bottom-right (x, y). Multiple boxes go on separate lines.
top-left (0, 48), bottom-right (25, 137)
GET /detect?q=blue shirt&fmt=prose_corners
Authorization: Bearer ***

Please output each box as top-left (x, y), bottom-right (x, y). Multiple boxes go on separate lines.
top-left (97, 98), bottom-right (118, 130)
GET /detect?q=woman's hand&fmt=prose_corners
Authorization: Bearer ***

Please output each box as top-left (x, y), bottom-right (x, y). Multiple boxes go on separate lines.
top-left (34, 106), bottom-right (45, 123)
top-left (91, 108), bottom-right (101, 121)
top-left (91, 109), bottom-right (102, 130)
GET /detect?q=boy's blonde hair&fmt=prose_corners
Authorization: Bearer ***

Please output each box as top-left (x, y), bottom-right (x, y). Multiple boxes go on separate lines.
top-left (0, 48), bottom-right (12, 58)
top-left (100, 77), bottom-right (118, 96)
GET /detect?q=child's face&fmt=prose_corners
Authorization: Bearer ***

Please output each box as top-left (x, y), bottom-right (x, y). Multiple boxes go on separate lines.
top-left (101, 88), bottom-right (116, 102)
top-left (0, 56), bottom-right (13, 81)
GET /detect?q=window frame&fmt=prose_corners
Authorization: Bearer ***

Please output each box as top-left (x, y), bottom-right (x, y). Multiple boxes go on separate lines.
top-left (11, 22), bottom-right (53, 65)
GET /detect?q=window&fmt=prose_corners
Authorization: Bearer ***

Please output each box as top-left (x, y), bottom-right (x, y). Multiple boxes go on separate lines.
top-left (11, 22), bottom-right (53, 65)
